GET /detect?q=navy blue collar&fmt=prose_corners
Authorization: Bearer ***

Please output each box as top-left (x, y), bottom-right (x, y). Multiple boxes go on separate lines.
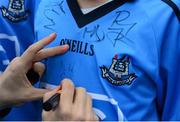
top-left (67, 0), bottom-right (132, 28)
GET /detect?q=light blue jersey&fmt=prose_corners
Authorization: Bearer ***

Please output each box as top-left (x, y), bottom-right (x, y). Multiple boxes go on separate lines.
top-left (0, 0), bottom-right (42, 120)
top-left (35, 0), bottom-right (180, 121)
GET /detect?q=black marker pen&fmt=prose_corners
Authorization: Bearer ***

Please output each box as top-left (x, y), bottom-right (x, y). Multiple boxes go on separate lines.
top-left (43, 90), bottom-right (61, 111)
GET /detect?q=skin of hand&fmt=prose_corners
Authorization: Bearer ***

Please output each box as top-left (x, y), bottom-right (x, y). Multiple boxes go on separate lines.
top-left (0, 33), bottom-right (69, 109)
top-left (42, 79), bottom-right (99, 121)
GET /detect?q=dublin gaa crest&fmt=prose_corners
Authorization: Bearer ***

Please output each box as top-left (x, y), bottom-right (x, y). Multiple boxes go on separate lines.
top-left (100, 55), bottom-right (137, 86)
top-left (1, 0), bottom-right (29, 22)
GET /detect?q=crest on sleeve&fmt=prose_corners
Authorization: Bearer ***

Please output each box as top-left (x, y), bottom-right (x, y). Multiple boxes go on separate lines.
top-left (100, 55), bottom-right (137, 86)
top-left (1, 0), bottom-right (29, 22)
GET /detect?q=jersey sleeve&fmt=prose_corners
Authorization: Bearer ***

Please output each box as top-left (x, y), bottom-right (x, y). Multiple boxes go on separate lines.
top-left (159, 2), bottom-right (180, 120)
top-left (149, 0), bottom-right (180, 120)
top-left (135, 0), bottom-right (180, 120)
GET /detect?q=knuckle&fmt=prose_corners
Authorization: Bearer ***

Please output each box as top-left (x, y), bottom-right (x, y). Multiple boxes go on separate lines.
top-left (86, 113), bottom-right (92, 121)
top-left (28, 45), bottom-right (35, 51)
top-left (60, 108), bottom-right (71, 117)
top-left (13, 57), bottom-right (21, 62)
top-left (72, 106), bottom-right (87, 120)
top-left (11, 57), bottom-right (20, 64)
top-left (73, 113), bottom-right (85, 121)
top-left (9, 57), bottom-right (22, 71)
top-left (62, 79), bottom-right (74, 89)
top-left (27, 45), bottom-right (36, 53)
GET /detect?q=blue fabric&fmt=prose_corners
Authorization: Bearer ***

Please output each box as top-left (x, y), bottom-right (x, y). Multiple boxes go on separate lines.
top-left (35, 0), bottom-right (180, 121)
top-left (0, 0), bottom-right (42, 120)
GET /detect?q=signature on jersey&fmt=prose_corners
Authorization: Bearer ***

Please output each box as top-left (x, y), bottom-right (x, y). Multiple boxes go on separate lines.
top-left (43, 0), bottom-right (65, 31)
top-left (83, 10), bottom-right (137, 47)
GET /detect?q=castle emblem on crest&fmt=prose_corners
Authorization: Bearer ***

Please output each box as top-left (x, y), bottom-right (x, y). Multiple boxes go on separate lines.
top-left (1, 0), bottom-right (29, 22)
top-left (100, 55), bottom-right (137, 86)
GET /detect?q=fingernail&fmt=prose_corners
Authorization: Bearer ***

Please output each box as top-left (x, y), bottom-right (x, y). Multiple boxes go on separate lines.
top-left (62, 44), bottom-right (69, 49)
top-left (49, 33), bottom-right (56, 37)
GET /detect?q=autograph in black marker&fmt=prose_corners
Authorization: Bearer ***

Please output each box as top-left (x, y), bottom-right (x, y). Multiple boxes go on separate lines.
top-left (107, 10), bottom-right (137, 47)
top-left (43, 0), bottom-right (65, 31)
top-left (83, 24), bottom-right (105, 43)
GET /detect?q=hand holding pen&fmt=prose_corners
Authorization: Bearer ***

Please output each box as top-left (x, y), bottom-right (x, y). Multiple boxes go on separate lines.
top-left (42, 79), bottom-right (99, 121)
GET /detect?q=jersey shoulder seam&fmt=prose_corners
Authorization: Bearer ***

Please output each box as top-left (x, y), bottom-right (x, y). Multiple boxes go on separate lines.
top-left (161, 0), bottom-right (180, 22)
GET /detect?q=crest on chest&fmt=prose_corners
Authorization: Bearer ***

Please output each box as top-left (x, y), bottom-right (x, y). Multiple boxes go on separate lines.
top-left (1, 0), bottom-right (29, 22)
top-left (100, 55), bottom-right (137, 86)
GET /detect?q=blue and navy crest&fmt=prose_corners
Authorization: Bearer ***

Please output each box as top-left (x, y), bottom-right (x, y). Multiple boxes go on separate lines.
top-left (1, 0), bottom-right (29, 22)
top-left (100, 55), bottom-right (137, 86)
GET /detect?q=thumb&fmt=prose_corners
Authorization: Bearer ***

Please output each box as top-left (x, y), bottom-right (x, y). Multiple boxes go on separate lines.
top-left (26, 88), bottom-right (51, 102)
top-left (43, 86), bottom-right (61, 102)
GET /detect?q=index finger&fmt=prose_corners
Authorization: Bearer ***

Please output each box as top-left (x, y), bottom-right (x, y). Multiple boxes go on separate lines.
top-left (21, 33), bottom-right (56, 63)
